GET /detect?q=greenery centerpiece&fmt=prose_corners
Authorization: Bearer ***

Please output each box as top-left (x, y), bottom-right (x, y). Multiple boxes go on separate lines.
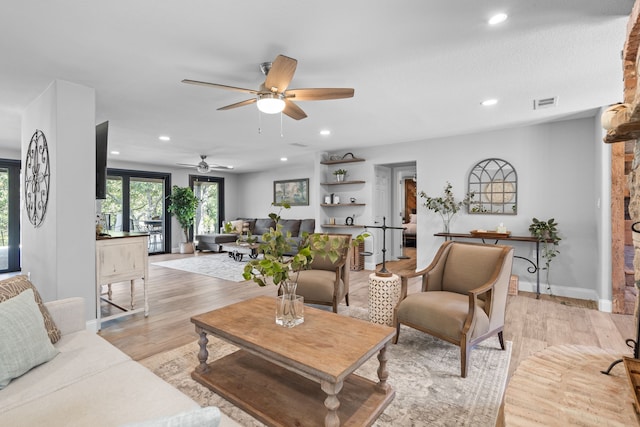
top-left (528, 217), bottom-right (561, 292)
top-left (167, 185), bottom-right (200, 254)
top-left (419, 182), bottom-right (474, 233)
top-left (242, 202), bottom-right (367, 327)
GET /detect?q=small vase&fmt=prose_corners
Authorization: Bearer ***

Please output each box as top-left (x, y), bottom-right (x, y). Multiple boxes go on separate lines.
top-left (442, 220), bottom-right (450, 234)
top-left (335, 174), bottom-right (345, 182)
top-left (276, 281), bottom-right (304, 327)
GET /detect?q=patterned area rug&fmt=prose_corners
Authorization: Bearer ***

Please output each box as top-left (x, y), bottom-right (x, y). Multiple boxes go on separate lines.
top-left (151, 253), bottom-right (249, 282)
top-left (139, 306), bottom-right (511, 426)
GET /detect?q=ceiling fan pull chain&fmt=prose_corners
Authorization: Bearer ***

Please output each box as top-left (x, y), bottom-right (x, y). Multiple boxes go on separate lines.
top-left (280, 112), bottom-right (284, 137)
top-left (258, 110), bottom-right (262, 135)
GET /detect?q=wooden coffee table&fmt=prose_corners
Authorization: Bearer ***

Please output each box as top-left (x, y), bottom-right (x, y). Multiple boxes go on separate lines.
top-left (190, 296), bottom-right (396, 427)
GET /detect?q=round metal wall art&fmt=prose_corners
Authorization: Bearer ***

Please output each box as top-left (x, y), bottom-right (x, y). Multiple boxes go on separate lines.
top-left (24, 129), bottom-right (50, 227)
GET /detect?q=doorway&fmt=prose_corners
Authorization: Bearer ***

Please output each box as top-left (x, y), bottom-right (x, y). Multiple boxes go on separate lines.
top-left (190, 175), bottom-right (225, 236)
top-left (0, 159), bottom-right (20, 273)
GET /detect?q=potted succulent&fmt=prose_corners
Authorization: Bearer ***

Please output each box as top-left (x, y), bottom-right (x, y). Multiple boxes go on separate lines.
top-left (333, 168), bottom-right (347, 182)
top-left (419, 182), bottom-right (474, 233)
top-left (167, 185), bottom-right (200, 254)
top-left (528, 217), bottom-right (561, 291)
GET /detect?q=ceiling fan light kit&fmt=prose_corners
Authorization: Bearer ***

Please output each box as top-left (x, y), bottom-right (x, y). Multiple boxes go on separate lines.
top-left (257, 93), bottom-right (285, 114)
top-left (182, 54), bottom-right (354, 121)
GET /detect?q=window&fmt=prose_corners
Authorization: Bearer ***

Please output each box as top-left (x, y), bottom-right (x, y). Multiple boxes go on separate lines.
top-left (0, 159), bottom-right (20, 272)
top-left (102, 169), bottom-right (171, 254)
top-left (191, 175), bottom-right (225, 236)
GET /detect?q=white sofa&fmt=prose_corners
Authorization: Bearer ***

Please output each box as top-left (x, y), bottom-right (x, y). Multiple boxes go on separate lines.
top-left (0, 297), bottom-right (240, 427)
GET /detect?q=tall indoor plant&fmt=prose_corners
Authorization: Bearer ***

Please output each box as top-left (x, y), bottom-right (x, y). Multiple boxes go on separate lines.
top-left (167, 185), bottom-right (200, 254)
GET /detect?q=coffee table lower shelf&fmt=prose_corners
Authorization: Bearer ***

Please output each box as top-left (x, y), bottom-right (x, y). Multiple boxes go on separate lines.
top-left (192, 349), bottom-right (395, 427)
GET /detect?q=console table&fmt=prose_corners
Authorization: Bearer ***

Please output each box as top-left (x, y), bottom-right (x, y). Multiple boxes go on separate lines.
top-left (435, 232), bottom-right (548, 297)
top-left (96, 232), bottom-right (149, 330)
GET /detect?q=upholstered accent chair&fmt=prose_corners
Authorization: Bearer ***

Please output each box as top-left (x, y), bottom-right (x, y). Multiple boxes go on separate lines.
top-left (295, 233), bottom-right (352, 313)
top-left (394, 240), bottom-right (514, 377)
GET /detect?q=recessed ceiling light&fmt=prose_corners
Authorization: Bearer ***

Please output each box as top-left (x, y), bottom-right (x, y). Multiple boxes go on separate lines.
top-left (110, 151), bottom-right (120, 155)
top-left (320, 130), bottom-right (331, 136)
top-left (280, 157), bottom-right (288, 162)
top-left (488, 13), bottom-right (508, 26)
top-left (481, 99), bottom-right (498, 106)
top-left (158, 135), bottom-right (171, 141)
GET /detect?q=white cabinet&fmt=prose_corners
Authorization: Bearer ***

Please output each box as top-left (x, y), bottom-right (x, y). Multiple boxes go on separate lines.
top-left (96, 232), bottom-right (149, 330)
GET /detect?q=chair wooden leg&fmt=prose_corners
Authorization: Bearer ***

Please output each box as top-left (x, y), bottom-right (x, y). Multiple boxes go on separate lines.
top-left (345, 293), bottom-right (349, 307)
top-left (393, 323), bottom-right (401, 344)
top-left (461, 341), bottom-right (469, 378)
top-left (498, 330), bottom-right (505, 350)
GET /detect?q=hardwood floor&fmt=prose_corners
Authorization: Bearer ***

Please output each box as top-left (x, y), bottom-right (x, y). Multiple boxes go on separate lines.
top-left (99, 248), bottom-right (637, 384)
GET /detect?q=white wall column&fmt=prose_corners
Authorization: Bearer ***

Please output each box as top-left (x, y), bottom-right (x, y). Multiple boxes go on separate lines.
top-left (21, 80), bottom-right (96, 320)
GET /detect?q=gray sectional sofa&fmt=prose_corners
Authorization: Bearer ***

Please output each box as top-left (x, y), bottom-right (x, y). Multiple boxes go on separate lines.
top-left (196, 217), bottom-right (315, 253)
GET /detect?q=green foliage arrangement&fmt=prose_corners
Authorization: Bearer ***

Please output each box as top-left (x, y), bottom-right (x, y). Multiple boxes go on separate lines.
top-left (242, 202), bottom-right (368, 287)
top-left (528, 217), bottom-right (561, 273)
top-left (167, 185), bottom-right (200, 242)
top-left (419, 182), bottom-right (474, 231)
top-left (333, 169), bottom-right (347, 176)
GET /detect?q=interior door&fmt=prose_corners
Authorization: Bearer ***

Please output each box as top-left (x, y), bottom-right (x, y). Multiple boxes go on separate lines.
top-left (373, 166), bottom-right (392, 266)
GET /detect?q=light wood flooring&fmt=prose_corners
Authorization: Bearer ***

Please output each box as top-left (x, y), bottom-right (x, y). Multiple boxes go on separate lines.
top-left (99, 247), bottom-right (637, 384)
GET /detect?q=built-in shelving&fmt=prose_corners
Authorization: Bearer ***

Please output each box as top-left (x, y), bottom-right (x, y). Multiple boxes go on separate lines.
top-left (320, 157), bottom-right (365, 165)
top-left (321, 203), bottom-right (366, 207)
top-left (321, 180), bottom-right (366, 186)
top-left (321, 224), bottom-right (365, 228)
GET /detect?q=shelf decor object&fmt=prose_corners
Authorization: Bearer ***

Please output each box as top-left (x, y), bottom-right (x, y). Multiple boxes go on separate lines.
top-left (273, 178), bottom-right (309, 206)
top-left (24, 129), bottom-right (50, 228)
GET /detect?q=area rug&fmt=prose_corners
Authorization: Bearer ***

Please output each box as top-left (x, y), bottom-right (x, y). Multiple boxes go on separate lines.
top-left (151, 253), bottom-right (249, 282)
top-left (139, 306), bottom-right (511, 426)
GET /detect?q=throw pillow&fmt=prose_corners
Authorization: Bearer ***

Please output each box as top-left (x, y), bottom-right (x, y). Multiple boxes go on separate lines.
top-left (0, 275), bottom-right (61, 343)
top-left (120, 407), bottom-right (221, 427)
top-left (0, 288), bottom-right (60, 389)
top-left (228, 220), bottom-right (243, 234)
top-left (409, 213), bottom-right (417, 224)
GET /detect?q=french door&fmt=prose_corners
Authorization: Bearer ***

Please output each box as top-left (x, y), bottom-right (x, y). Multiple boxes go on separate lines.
top-left (190, 175), bottom-right (225, 237)
top-left (0, 159), bottom-right (20, 272)
top-left (102, 169), bottom-right (171, 254)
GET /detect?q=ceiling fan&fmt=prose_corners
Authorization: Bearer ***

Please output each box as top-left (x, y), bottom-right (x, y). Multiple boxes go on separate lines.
top-left (177, 155), bottom-right (233, 173)
top-left (182, 54), bottom-right (354, 120)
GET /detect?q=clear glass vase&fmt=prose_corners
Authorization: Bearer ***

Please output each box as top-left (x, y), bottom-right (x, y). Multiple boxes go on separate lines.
top-left (275, 281), bottom-right (304, 327)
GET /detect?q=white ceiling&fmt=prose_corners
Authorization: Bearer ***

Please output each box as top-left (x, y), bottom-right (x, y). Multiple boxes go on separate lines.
top-left (0, 1), bottom-right (634, 172)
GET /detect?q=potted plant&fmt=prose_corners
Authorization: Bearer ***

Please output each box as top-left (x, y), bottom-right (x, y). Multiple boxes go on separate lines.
top-left (419, 182), bottom-right (474, 233)
top-left (529, 217), bottom-right (561, 291)
top-left (167, 185), bottom-right (200, 254)
top-left (333, 168), bottom-right (347, 182)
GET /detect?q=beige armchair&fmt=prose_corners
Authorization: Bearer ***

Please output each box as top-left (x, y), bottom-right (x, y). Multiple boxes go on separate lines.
top-left (295, 233), bottom-right (352, 313)
top-left (394, 240), bottom-right (514, 377)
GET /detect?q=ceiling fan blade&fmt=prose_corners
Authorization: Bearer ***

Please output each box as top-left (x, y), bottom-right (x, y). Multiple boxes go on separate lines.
top-left (182, 79), bottom-right (258, 94)
top-left (285, 88), bottom-right (355, 101)
top-left (209, 164), bottom-right (234, 170)
top-left (176, 163), bottom-right (198, 167)
top-left (217, 98), bottom-right (257, 111)
top-left (283, 100), bottom-right (307, 120)
top-left (264, 55), bottom-right (297, 93)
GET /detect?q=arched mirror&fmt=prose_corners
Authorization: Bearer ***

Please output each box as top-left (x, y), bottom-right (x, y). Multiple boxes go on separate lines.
top-left (467, 158), bottom-right (517, 215)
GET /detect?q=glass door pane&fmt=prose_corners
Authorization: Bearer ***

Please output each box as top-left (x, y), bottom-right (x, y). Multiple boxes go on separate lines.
top-left (130, 177), bottom-right (165, 253)
top-left (103, 176), bottom-right (124, 231)
top-left (194, 180), bottom-right (220, 235)
top-left (0, 168), bottom-right (8, 270)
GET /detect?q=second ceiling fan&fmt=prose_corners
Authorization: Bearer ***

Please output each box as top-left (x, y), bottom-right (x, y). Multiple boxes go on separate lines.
top-left (182, 54), bottom-right (354, 120)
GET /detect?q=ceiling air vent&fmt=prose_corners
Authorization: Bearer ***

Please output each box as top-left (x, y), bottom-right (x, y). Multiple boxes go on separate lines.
top-left (533, 97), bottom-right (558, 110)
top-left (289, 142), bottom-right (308, 148)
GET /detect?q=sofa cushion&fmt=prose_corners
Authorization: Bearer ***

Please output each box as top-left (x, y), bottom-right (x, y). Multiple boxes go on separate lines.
top-left (121, 407), bottom-right (221, 427)
top-left (253, 218), bottom-right (276, 235)
top-left (0, 289), bottom-right (59, 390)
top-left (299, 219), bottom-right (315, 235)
top-left (0, 329), bottom-right (131, 413)
top-left (279, 219), bottom-right (301, 236)
top-left (0, 275), bottom-right (61, 343)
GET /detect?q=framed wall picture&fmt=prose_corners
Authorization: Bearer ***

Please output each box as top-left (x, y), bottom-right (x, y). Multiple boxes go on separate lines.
top-left (273, 178), bottom-right (309, 206)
